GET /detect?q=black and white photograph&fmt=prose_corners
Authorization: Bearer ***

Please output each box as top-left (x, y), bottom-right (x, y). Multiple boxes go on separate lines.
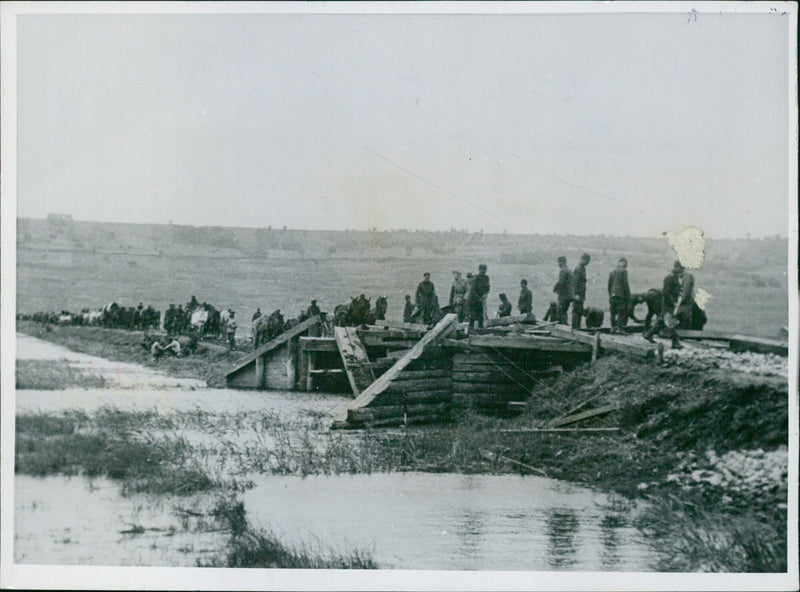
top-left (1, 2), bottom-right (797, 590)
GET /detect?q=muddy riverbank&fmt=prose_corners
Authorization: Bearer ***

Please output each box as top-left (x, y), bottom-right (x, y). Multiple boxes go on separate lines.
top-left (14, 323), bottom-right (790, 571)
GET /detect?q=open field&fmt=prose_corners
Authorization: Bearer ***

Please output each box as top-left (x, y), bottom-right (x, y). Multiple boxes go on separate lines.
top-left (16, 218), bottom-right (789, 338)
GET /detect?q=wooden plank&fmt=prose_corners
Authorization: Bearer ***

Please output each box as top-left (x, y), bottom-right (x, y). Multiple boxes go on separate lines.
top-left (384, 378), bottom-right (451, 394)
top-left (386, 348), bottom-right (412, 359)
top-left (550, 324), bottom-right (655, 359)
top-left (308, 368), bottom-right (345, 375)
top-left (729, 335), bottom-right (788, 356)
top-left (479, 449), bottom-right (546, 476)
top-left (363, 360), bottom-right (395, 370)
top-left (300, 337), bottom-right (338, 352)
top-left (305, 350), bottom-right (314, 391)
top-left (675, 329), bottom-right (735, 340)
top-left (361, 336), bottom-right (419, 348)
top-left (452, 370), bottom-right (532, 383)
top-left (393, 369), bottom-right (450, 380)
top-left (546, 404), bottom-right (616, 428)
top-left (467, 334), bottom-right (593, 353)
top-left (348, 402), bottom-right (449, 423)
top-left (226, 315), bottom-right (320, 377)
top-left (485, 313), bottom-right (536, 328)
top-left (549, 324), bottom-right (596, 345)
top-left (334, 326), bottom-right (376, 397)
top-left (357, 412), bottom-right (450, 429)
top-left (451, 383), bottom-right (527, 394)
top-left (440, 338), bottom-right (476, 351)
top-left (370, 390), bottom-right (452, 406)
top-left (452, 362), bottom-right (561, 374)
top-left (357, 328), bottom-right (425, 340)
top-left (373, 319), bottom-right (430, 332)
top-left (341, 314), bottom-right (458, 416)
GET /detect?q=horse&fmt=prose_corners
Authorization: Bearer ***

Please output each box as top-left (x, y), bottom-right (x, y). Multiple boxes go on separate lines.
top-left (253, 310), bottom-right (285, 347)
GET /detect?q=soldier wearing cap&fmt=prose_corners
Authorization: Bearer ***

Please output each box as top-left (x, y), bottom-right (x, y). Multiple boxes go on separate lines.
top-left (518, 279), bottom-right (533, 315)
top-left (306, 300), bottom-right (321, 318)
top-left (415, 272), bottom-right (438, 324)
top-left (471, 264), bottom-right (491, 329)
top-left (449, 271), bottom-right (468, 322)
top-left (553, 256), bottom-right (574, 325)
top-left (644, 260), bottom-right (683, 348)
top-left (225, 310), bottom-right (237, 350)
top-left (607, 257), bottom-right (630, 333)
top-left (572, 253), bottom-right (591, 330)
top-left (497, 293), bottom-right (512, 318)
top-left (403, 294), bottom-right (414, 323)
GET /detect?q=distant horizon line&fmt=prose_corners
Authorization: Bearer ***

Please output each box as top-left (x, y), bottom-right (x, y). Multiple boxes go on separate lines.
top-left (17, 214), bottom-right (790, 241)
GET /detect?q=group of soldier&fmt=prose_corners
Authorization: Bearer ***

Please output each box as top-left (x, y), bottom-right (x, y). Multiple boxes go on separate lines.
top-left (403, 255), bottom-right (704, 349)
top-left (548, 254), bottom-right (704, 349)
top-left (164, 296), bottom-right (238, 349)
top-left (404, 264), bottom-right (493, 328)
top-left (18, 303), bottom-right (161, 331)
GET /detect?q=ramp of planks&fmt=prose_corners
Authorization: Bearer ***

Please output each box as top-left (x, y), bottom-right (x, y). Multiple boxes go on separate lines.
top-left (336, 313), bottom-right (458, 423)
top-left (226, 315), bottom-right (320, 379)
top-left (334, 326), bottom-right (375, 397)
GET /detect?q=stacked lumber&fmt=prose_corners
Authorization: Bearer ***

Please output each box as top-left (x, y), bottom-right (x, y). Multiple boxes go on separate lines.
top-left (340, 314), bottom-right (458, 428)
top-left (450, 352), bottom-right (558, 412)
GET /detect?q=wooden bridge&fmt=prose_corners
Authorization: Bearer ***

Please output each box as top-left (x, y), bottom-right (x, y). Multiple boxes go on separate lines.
top-left (225, 311), bottom-right (788, 429)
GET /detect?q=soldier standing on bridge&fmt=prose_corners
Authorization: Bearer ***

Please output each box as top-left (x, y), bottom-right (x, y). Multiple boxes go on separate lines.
top-left (572, 253), bottom-right (590, 330)
top-left (415, 272), bottom-right (438, 325)
top-left (403, 295), bottom-right (414, 323)
top-left (518, 279), bottom-right (532, 315)
top-left (607, 257), bottom-right (631, 334)
top-left (553, 256), bottom-right (574, 325)
top-left (449, 271), bottom-right (468, 322)
top-left (472, 264), bottom-right (491, 328)
top-left (226, 310), bottom-right (237, 350)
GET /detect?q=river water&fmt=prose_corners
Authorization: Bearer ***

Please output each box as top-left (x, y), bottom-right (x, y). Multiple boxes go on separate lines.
top-left (13, 334), bottom-right (658, 570)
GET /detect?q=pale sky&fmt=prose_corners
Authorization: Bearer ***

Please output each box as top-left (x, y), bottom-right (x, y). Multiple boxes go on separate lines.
top-left (14, 6), bottom-right (794, 238)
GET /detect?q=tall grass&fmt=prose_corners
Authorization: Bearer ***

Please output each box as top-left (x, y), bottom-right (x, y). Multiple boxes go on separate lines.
top-left (637, 494), bottom-right (787, 572)
top-left (15, 410), bottom-right (218, 495)
top-left (201, 496), bottom-right (376, 569)
top-left (16, 359), bottom-right (108, 389)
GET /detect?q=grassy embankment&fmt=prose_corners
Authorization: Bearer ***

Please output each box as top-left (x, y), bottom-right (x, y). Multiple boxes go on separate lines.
top-left (16, 359), bottom-right (108, 389)
top-left (16, 321), bottom-right (789, 571)
top-left (15, 408), bottom-right (376, 568)
top-left (17, 321), bottom-right (240, 387)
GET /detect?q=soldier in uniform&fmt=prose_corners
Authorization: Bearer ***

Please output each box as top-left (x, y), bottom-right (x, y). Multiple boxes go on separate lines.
top-left (306, 300), bottom-right (321, 318)
top-left (629, 289), bottom-right (662, 330)
top-left (675, 265), bottom-right (696, 330)
top-left (449, 271), bottom-right (468, 322)
top-left (225, 311), bottom-right (237, 350)
top-left (543, 301), bottom-right (559, 322)
top-left (497, 293), bottom-right (512, 317)
top-left (403, 295), bottom-right (414, 323)
top-left (644, 261), bottom-right (683, 349)
top-left (607, 257), bottom-right (631, 333)
top-left (518, 279), bottom-right (532, 315)
top-left (572, 253), bottom-right (590, 330)
top-left (472, 264), bottom-right (491, 328)
top-left (553, 256), bottom-right (574, 325)
top-left (415, 273), bottom-right (437, 324)
top-left (583, 306), bottom-right (604, 329)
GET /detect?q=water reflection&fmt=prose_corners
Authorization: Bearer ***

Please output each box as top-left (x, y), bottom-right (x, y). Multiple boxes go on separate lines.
top-left (546, 508), bottom-right (580, 569)
top-left (600, 511), bottom-right (627, 570)
top-left (453, 508), bottom-right (486, 567)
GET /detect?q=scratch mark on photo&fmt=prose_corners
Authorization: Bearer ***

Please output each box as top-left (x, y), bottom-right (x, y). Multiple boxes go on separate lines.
top-left (511, 154), bottom-right (618, 202)
top-left (364, 146), bottom-right (506, 224)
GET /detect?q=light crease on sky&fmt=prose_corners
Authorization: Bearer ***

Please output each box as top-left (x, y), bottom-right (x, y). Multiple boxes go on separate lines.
top-left (15, 9), bottom-right (792, 238)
